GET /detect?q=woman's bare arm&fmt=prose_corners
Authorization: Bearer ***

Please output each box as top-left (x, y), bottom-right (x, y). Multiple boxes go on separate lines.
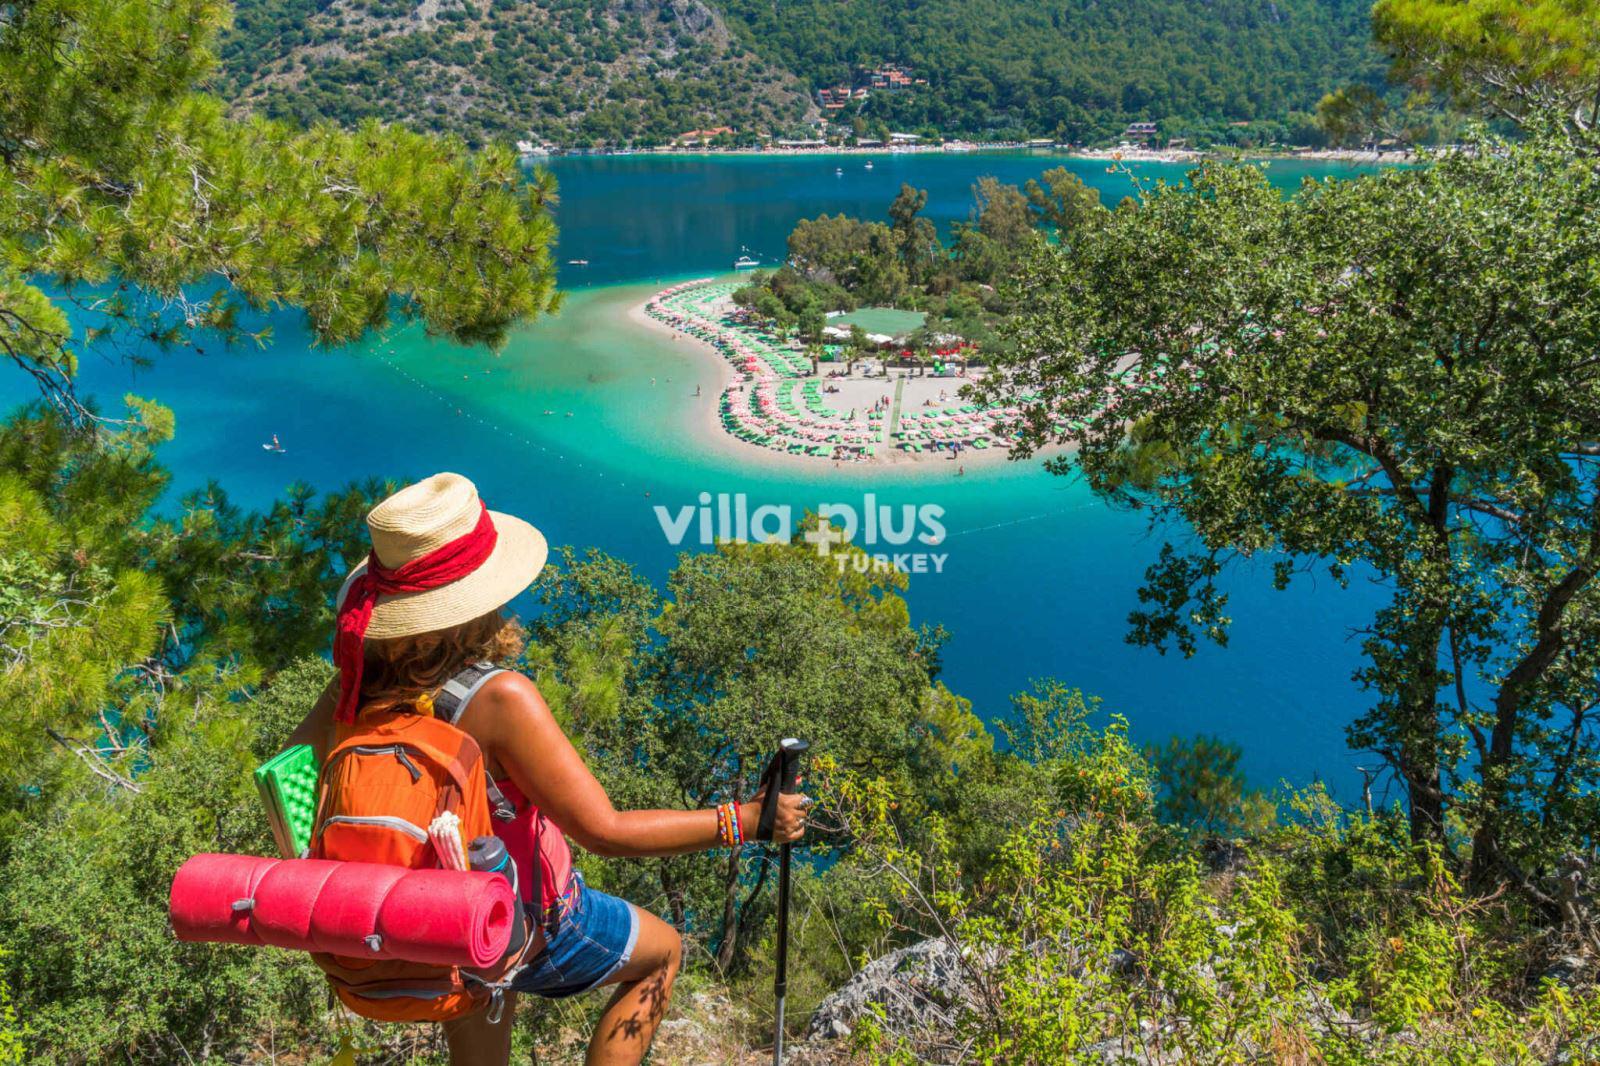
top-left (283, 678), bottom-right (339, 766)
top-left (462, 672), bottom-right (805, 857)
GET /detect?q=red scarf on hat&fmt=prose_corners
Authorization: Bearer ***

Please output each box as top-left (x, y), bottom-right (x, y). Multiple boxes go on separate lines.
top-left (333, 503), bottom-right (499, 723)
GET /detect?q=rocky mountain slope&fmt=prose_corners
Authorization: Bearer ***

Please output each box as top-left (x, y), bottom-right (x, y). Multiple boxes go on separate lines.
top-left (214, 0), bottom-right (1383, 147)
top-left (213, 0), bottom-right (814, 146)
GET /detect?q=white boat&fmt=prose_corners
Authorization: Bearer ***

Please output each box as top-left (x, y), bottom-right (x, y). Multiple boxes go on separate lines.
top-left (864, 160), bottom-right (874, 169)
top-left (568, 259), bottom-right (589, 266)
top-left (262, 434), bottom-right (285, 453)
top-left (733, 254), bottom-right (760, 270)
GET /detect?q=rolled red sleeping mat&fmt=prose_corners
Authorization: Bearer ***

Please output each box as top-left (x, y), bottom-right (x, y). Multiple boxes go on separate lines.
top-left (170, 853), bottom-right (514, 968)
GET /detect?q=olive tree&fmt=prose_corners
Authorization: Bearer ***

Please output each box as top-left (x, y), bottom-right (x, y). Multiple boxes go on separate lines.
top-left (980, 129), bottom-right (1600, 912)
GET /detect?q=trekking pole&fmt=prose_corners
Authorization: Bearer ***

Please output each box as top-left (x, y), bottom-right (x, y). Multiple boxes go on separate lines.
top-left (758, 737), bottom-right (809, 1066)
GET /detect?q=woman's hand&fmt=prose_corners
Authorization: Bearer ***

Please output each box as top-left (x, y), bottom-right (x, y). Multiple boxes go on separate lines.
top-left (740, 785), bottom-right (809, 845)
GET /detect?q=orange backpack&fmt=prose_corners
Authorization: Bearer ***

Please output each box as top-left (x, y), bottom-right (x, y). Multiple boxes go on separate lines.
top-left (309, 667), bottom-right (533, 1022)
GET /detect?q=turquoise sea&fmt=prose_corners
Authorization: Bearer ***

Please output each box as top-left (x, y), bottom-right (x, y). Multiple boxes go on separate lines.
top-left (17, 151), bottom-right (1395, 796)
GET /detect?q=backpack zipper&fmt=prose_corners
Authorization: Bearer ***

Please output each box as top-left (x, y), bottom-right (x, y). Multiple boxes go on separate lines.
top-left (319, 814), bottom-right (429, 842)
top-left (349, 744), bottom-right (423, 783)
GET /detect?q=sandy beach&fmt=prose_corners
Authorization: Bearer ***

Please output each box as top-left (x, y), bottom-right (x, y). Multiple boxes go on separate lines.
top-left (575, 143), bottom-right (1417, 167)
top-left (628, 283), bottom-right (1029, 475)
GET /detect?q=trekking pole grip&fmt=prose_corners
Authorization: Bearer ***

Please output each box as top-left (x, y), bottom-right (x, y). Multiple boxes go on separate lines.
top-left (757, 737), bottom-right (810, 842)
top-left (777, 737), bottom-right (808, 795)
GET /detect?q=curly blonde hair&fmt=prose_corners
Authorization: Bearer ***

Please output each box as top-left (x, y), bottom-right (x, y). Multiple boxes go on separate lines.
top-left (359, 609), bottom-right (525, 717)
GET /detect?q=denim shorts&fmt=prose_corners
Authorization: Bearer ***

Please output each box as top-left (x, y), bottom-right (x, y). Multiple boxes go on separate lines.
top-left (511, 874), bottom-right (640, 999)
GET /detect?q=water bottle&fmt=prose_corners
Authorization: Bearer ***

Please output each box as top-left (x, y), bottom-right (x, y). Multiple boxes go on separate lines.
top-left (469, 836), bottom-right (527, 959)
top-left (469, 835), bottom-right (515, 884)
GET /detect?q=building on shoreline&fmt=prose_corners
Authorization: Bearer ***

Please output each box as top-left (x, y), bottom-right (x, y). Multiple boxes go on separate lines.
top-left (675, 126), bottom-right (735, 147)
top-left (1123, 121), bottom-right (1159, 146)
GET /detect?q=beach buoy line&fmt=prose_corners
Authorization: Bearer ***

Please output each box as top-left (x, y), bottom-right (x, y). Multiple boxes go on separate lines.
top-left (941, 502), bottom-right (1099, 539)
top-left (375, 351), bottom-right (642, 490)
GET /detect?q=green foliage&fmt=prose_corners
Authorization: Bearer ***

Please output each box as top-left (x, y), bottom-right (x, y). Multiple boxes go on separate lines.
top-left (211, 0), bottom-right (1387, 144)
top-left (786, 214), bottom-right (908, 306)
top-left (0, 950), bottom-right (23, 1065)
top-left (986, 126), bottom-right (1600, 902)
top-left (0, 0), bottom-right (559, 418)
top-left (1024, 167), bottom-right (1106, 241)
top-left (1144, 733), bottom-right (1274, 836)
top-left (0, 692), bottom-right (325, 1062)
top-left (0, 402), bottom-right (401, 1060)
top-left (1373, 0), bottom-right (1600, 133)
top-left (215, 0), bottom-right (812, 147)
top-left (717, 0), bottom-right (1384, 142)
top-left (1316, 84), bottom-right (1393, 146)
top-left (741, 176), bottom-right (1051, 357)
top-left (821, 712), bottom-right (1308, 1062)
top-left (825, 705), bottom-right (1600, 1064)
top-left (528, 536), bottom-right (960, 970)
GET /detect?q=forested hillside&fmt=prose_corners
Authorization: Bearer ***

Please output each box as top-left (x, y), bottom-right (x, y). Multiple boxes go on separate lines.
top-left (719, 0), bottom-right (1385, 140)
top-left (213, 0), bottom-right (815, 147)
top-left (215, 0), bottom-right (1383, 145)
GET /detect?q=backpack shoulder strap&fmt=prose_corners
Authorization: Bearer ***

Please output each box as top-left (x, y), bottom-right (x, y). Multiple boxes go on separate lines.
top-left (435, 662), bottom-right (504, 725)
top-left (434, 662), bottom-right (517, 822)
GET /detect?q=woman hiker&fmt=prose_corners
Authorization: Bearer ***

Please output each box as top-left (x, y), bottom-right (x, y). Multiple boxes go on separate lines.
top-left (285, 473), bottom-right (810, 1066)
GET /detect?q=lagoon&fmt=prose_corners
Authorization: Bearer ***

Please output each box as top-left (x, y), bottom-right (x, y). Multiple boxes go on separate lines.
top-left (15, 151), bottom-right (1392, 797)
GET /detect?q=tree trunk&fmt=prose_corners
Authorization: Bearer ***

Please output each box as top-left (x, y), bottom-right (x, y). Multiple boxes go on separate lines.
top-left (1399, 622), bottom-right (1447, 846)
top-left (1469, 534), bottom-right (1600, 886)
top-left (713, 843), bottom-right (743, 970)
top-left (1400, 468), bottom-right (1454, 846)
top-left (660, 859), bottom-right (687, 930)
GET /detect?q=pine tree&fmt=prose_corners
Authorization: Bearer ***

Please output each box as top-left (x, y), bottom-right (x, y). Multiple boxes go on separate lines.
top-left (0, 0), bottom-right (561, 421)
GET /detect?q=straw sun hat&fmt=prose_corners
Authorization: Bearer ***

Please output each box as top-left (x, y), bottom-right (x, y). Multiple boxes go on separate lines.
top-left (335, 473), bottom-right (548, 640)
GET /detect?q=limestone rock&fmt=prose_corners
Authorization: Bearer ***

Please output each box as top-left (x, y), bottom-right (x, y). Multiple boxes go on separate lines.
top-left (804, 937), bottom-right (974, 1043)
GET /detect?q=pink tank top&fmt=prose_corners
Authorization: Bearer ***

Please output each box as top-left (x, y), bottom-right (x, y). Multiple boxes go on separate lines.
top-left (492, 777), bottom-right (575, 909)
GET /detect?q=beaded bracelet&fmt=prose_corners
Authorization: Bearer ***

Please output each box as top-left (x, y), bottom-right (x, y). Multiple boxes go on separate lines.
top-left (716, 800), bottom-right (744, 847)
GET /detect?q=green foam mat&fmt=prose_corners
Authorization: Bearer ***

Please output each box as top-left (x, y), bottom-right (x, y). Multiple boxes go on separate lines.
top-left (254, 744), bottom-right (319, 858)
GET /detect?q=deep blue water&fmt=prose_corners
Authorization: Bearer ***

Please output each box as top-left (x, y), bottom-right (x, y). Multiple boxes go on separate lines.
top-left (546, 150), bottom-right (1380, 286)
top-left (7, 151), bottom-right (1394, 798)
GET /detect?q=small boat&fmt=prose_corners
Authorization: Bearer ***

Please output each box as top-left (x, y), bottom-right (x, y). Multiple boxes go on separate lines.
top-left (864, 161), bottom-right (874, 169)
top-left (567, 259), bottom-right (589, 266)
top-left (733, 245), bottom-right (760, 270)
top-left (835, 167), bottom-right (843, 175)
top-left (262, 434), bottom-right (285, 454)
